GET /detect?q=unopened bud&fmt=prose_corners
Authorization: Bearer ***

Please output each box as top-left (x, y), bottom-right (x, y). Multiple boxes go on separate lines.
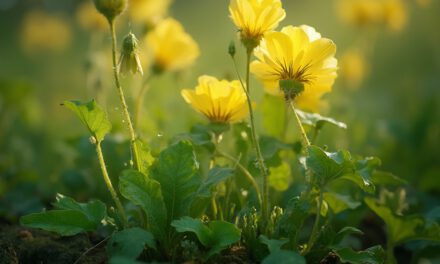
top-left (118, 32), bottom-right (143, 76)
top-left (228, 41), bottom-right (236, 58)
top-left (89, 136), bottom-right (97, 145)
top-left (93, 0), bottom-right (127, 22)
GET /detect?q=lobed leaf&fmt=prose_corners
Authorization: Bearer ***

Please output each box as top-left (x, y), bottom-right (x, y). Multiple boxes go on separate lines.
top-left (334, 245), bottom-right (385, 264)
top-left (53, 193), bottom-right (107, 225)
top-left (295, 109), bottom-right (347, 130)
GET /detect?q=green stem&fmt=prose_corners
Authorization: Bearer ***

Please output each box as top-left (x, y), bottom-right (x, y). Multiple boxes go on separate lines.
top-left (244, 48), bottom-right (269, 221)
top-left (386, 239), bottom-right (397, 264)
top-left (108, 19), bottom-right (140, 171)
top-left (216, 150), bottom-right (262, 208)
top-left (134, 74), bottom-right (153, 130)
top-left (288, 100), bottom-right (311, 147)
top-left (303, 191), bottom-right (323, 255)
top-left (95, 141), bottom-right (128, 227)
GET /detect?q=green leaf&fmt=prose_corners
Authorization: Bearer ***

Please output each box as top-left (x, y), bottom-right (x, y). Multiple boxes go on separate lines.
top-left (133, 139), bottom-right (155, 176)
top-left (306, 146), bottom-right (353, 186)
top-left (196, 167), bottom-right (234, 197)
top-left (20, 210), bottom-right (96, 236)
top-left (109, 256), bottom-right (144, 264)
top-left (371, 171), bottom-right (407, 187)
top-left (53, 194), bottom-right (106, 225)
top-left (295, 109), bottom-right (347, 130)
top-left (365, 197), bottom-right (424, 244)
top-left (64, 100), bottom-right (111, 142)
top-left (323, 192), bottom-right (361, 215)
top-left (334, 245), bottom-right (385, 264)
top-left (119, 169), bottom-right (167, 240)
top-left (261, 95), bottom-right (286, 138)
top-left (107, 227), bottom-right (155, 260)
top-left (259, 136), bottom-right (291, 160)
top-left (276, 197), bottom-right (310, 245)
top-left (151, 141), bottom-right (200, 222)
top-left (172, 216), bottom-right (241, 258)
top-left (262, 250), bottom-right (305, 264)
top-left (259, 235), bottom-right (288, 253)
top-left (268, 161), bottom-right (291, 191)
top-left (333, 226), bottom-right (364, 246)
top-left (171, 216), bottom-right (213, 246)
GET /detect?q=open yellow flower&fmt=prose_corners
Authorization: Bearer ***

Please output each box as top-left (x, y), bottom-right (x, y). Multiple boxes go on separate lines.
top-left (181, 76), bottom-right (249, 123)
top-left (145, 18), bottom-right (199, 72)
top-left (129, 0), bottom-right (171, 27)
top-left (229, 0), bottom-right (286, 49)
top-left (340, 48), bottom-right (368, 89)
top-left (250, 25), bottom-right (337, 112)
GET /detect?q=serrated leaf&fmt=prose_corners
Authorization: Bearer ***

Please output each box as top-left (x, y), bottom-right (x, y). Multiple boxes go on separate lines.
top-left (334, 245), bottom-right (385, 264)
top-left (53, 194), bottom-right (106, 225)
top-left (107, 227), bottom-right (155, 260)
top-left (268, 161), bottom-right (291, 191)
top-left (133, 139), bottom-right (155, 176)
top-left (172, 216), bottom-right (241, 258)
top-left (365, 197), bottom-right (424, 244)
top-left (324, 192), bottom-right (361, 215)
top-left (196, 167), bottom-right (234, 197)
top-left (259, 235), bottom-right (289, 253)
top-left (64, 100), bottom-right (111, 142)
top-left (151, 141), bottom-right (200, 222)
top-left (306, 146), bottom-right (353, 186)
top-left (119, 169), bottom-right (167, 240)
top-left (295, 109), bottom-right (347, 130)
top-left (262, 250), bottom-right (305, 264)
top-left (20, 210), bottom-right (96, 236)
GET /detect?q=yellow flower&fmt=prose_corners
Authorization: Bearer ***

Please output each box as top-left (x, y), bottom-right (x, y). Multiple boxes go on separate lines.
top-left (250, 25), bottom-right (337, 112)
top-left (229, 0), bottom-right (286, 49)
top-left (20, 10), bottom-right (72, 54)
top-left (145, 18), bottom-right (199, 72)
top-left (337, 0), bottom-right (407, 31)
top-left (416, 0), bottom-right (431, 7)
top-left (129, 0), bottom-right (171, 27)
top-left (382, 0), bottom-right (407, 32)
top-left (76, 2), bottom-right (108, 31)
top-left (340, 49), bottom-right (368, 89)
top-left (181, 76), bottom-right (249, 123)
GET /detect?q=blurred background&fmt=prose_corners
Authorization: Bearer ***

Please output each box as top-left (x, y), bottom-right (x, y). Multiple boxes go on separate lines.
top-left (0, 0), bottom-right (439, 221)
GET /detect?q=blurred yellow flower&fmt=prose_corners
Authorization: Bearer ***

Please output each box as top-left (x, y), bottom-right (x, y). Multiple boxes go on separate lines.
top-left (181, 76), bottom-right (249, 123)
top-left (145, 18), bottom-right (199, 72)
top-left (129, 0), bottom-right (171, 27)
top-left (20, 10), bottom-right (72, 54)
top-left (337, 0), bottom-right (407, 31)
top-left (251, 25), bottom-right (337, 112)
top-left (340, 49), bottom-right (368, 89)
top-left (229, 0), bottom-right (286, 49)
top-left (76, 2), bottom-right (108, 31)
top-left (416, 0), bottom-right (431, 7)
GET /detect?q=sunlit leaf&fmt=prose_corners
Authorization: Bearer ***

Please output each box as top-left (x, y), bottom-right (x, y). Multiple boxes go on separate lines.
top-left (119, 169), bottom-right (167, 240)
top-left (324, 192), bottom-right (361, 215)
top-left (268, 161), bottom-right (291, 191)
top-left (334, 245), bottom-right (385, 264)
top-left (63, 100), bottom-right (111, 142)
top-left (151, 141), bottom-right (200, 222)
top-left (20, 210), bottom-right (96, 236)
top-left (295, 109), bottom-right (347, 130)
top-left (133, 139), bottom-right (155, 176)
top-left (53, 193), bottom-right (106, 225)
top-left (107, 227), bottom-right (155, 260)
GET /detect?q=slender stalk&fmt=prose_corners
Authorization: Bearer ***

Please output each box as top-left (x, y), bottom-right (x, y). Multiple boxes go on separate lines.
top-left (303, 191), bottom-right (323, 255)
top-left (134, 74), bottom-right (153, 130)
top-left (288, 100), bottom-right (311, 147)
top-left (216, 150), bottom-right (262, 207)
top-left (108, 19), bottom-right (140, 171)
top-left (386, 238), bottom-right (397, 264)
top-left (95, 142), bottom-right (128, 227)
top-left (244, 48), bottom-right (269, 220)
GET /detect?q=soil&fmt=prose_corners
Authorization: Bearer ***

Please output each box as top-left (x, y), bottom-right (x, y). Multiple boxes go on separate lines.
top-left (0, 219), bottom-right (107, 264)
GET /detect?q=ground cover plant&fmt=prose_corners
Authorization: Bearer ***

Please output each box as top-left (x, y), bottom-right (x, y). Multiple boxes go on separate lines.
top-left (1, 0), bottom-right (439, 263)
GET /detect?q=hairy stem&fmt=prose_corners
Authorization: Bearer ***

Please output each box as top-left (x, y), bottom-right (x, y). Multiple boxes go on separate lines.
top-left (95, 142), bottom-right (128, 227)
top-left (108, 19), bottom-right (140, 171)
top-left (303, 191), bottom-right (323, 255)
top-left (216, 150), bottom-right (262, 208)
top-left (288, 100), bottom-right (311, 147)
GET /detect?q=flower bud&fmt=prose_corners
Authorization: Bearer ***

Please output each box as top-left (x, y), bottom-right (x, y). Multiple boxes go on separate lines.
top-left (93, 0), bottom-right (127, 22)
top-left (118, 32), bottom-right (143, 76)
top-left (228, 41), bottom-right (236, 58)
